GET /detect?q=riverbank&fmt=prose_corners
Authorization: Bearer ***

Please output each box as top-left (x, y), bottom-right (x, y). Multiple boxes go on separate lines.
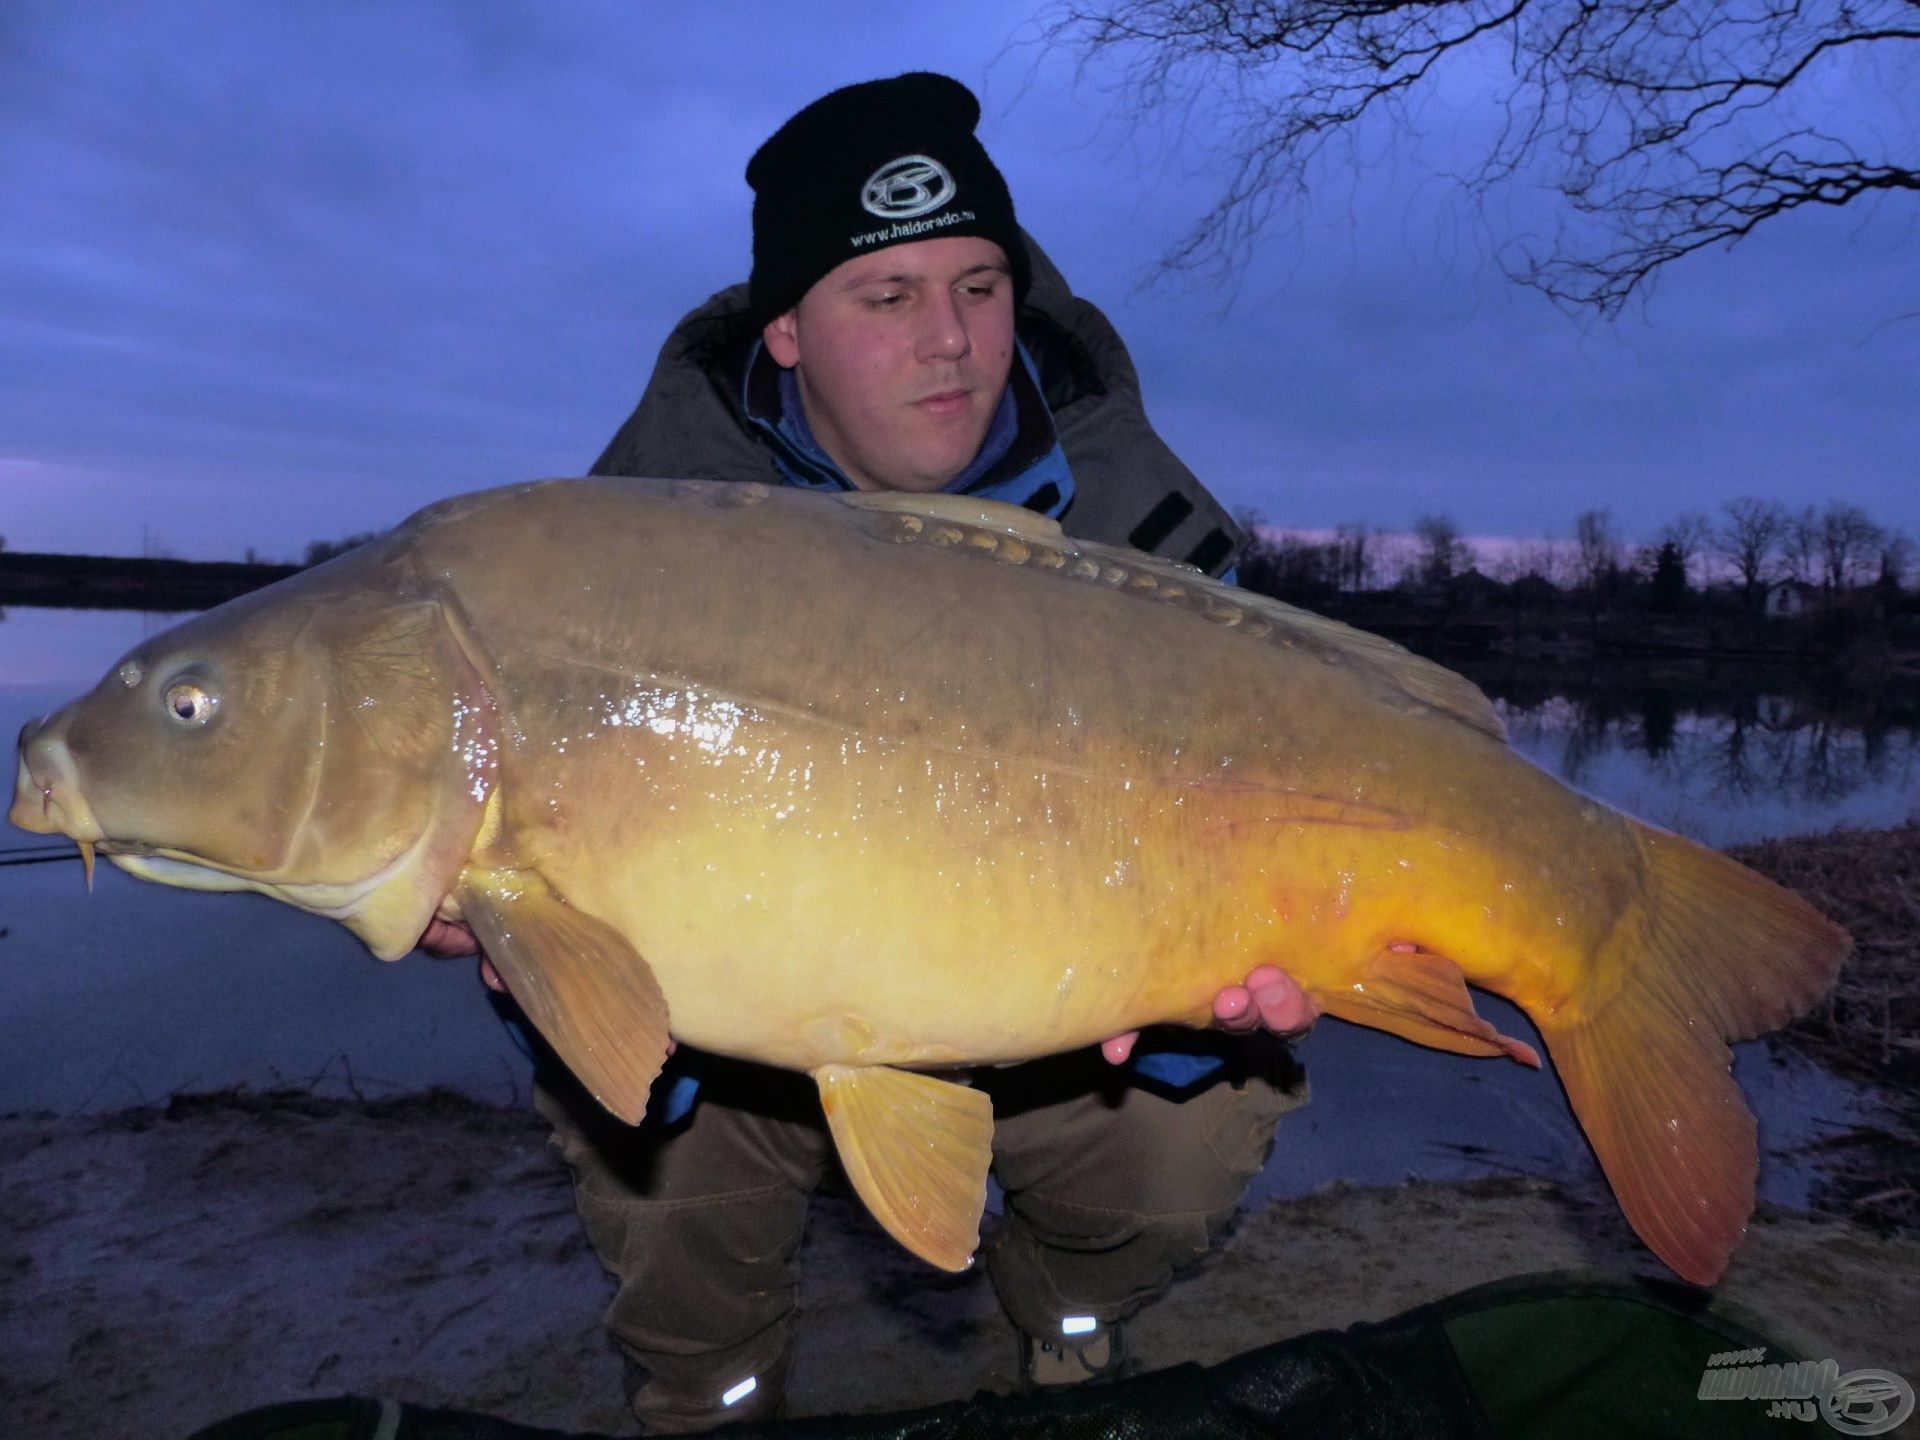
top-left (2, 1090), bottom-right (1914, 1440)
top-left (1735, 824), bottom-right (1920, 1233)
top-left (0, 551), bottom-right (297, 612)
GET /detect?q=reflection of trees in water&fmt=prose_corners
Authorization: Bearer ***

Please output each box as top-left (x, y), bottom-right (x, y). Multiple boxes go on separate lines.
top-left (1484, 666), bottom-right (1920, 814)
top-left (1639, 689), bottom-right (1677, 759)
top-left (1753, 720), bottom-right (1906, 810)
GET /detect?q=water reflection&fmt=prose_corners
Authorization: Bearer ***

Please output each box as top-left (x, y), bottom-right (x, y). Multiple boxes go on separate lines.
top-left (1467, 660), bottom-right (1920, 845)
top-left (0, 607), bottom-right (174, 686)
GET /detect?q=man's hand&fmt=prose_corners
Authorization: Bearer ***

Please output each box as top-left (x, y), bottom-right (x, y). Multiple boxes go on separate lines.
top-left (1100, 965), bottom-right (1317, 1065)
top-left (415, 916), bottom-right (507, 993)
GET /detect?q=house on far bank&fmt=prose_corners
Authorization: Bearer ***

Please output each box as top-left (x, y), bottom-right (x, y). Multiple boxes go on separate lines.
top-left (1507, 572), bottom-right (1561, 610)
top-left (1765, 579), bottom-right (1820, 618)
top-left (1447, 568), bottom-right (1508, 613)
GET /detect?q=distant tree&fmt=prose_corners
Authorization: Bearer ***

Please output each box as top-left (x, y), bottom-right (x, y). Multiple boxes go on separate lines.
top-left (1412, 513), bottom-right (1470, 589)
top-left (1330, 522), bottom-right (1375, 593)
top-left (1235, 517), bottom-right (1344, 603)
top-left (1573, 509), bottom-right (1622, 595)
top-left (303, 530), bottom-right (384, 567)
top-left (1521, 538), bottom-right (1572, 588)
top-left (1656, 512), bottom-right (1714, 587)
top-left (1817, 502), bottom-right (1886, 590)
top-left (1371, 529), bottom-right (1418, 588)
top-left (1780, 506), bottom-right (1822, 586)
top-left (1715, 497), bottom-right (1788, 610)
top-left (1648, 541), bottom-right (1689, 612)
top-left (1877, 531), bottom-right (1914, 595)
top-left (1047, 0), bottom-right (1920, 313)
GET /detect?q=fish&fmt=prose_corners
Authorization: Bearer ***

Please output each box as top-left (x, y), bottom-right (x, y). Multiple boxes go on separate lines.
top-left (10, 476), bottom-right (1847, 1284)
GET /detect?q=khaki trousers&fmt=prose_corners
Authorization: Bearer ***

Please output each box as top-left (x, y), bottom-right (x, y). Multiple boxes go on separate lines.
top-left (532, 1037), bottom-right (1307, 1434)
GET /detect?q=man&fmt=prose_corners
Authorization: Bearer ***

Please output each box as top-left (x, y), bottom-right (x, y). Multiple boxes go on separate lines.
top-left (427, 73), bottom-right (1314, 1434)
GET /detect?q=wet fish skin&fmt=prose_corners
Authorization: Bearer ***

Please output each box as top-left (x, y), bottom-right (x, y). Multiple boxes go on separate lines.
top-left (10, 477), bottom-right (1848, 1282)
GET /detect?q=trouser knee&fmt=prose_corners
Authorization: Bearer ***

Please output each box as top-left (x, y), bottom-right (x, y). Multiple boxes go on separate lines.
top-left (529, 1057), bottom-right (826, 1432)
top-left (984, 1050), bottom-right (1307, 1341)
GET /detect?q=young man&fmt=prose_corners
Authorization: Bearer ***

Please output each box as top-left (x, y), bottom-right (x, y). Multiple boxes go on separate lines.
top-left (431, 73), bottom-right (1315, 1434)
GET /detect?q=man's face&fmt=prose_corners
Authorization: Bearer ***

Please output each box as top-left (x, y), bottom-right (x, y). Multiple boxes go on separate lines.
top-left (762, 235), bottom-right (1016, 493)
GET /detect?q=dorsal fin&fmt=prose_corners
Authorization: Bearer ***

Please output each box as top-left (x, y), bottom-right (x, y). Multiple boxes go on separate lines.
top-left (834, 491), bottom-right (1068, 544)
top-left (832, 489), bottom-right (1503, 743)
top-left (1069, 537), bottom-right (1507, 743)
top-left (1236, 590), bottom-right (1505, 742)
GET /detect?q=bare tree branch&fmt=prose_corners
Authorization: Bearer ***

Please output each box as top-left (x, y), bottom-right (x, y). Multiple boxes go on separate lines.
top-left (1043, 0), bottom-right (1920, 311)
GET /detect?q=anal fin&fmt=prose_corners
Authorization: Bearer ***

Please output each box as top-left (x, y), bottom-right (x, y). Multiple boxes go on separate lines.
top-left (815, 1065), bottom-right (993, 1272)
top-left (1323, 947), bottom-right (1542, 1067)
top-left (458, 870), bottom-right (670, 1125)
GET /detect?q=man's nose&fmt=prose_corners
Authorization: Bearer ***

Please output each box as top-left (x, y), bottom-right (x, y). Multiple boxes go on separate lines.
top-left (915, 293), bottom-right (970, 362)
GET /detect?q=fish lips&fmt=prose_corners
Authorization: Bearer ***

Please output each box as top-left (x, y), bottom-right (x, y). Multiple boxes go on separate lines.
top-left (10, 721), bottom-right (105, 844)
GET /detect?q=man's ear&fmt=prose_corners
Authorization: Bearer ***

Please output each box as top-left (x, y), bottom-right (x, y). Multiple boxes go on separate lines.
top-left (763, 308), bottom-right (801, 368)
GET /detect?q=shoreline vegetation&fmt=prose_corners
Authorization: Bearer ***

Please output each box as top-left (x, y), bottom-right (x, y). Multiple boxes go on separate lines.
top-left (1733, 825), bottom-right (1919, 1236)
top-left (0, 550), bottom-right (298, 612)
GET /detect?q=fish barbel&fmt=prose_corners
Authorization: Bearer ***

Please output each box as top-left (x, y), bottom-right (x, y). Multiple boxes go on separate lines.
top-left (9, 477), bottom-right (1847, 1283)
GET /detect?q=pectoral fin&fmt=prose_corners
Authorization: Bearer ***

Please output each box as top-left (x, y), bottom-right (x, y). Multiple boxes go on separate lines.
top-left (1324, 948), bottom-right (1541, 1067)
top-left (815, 1064), bottom-right (993, 1272)
top-left (458, 870), bottom-right (670, 1124)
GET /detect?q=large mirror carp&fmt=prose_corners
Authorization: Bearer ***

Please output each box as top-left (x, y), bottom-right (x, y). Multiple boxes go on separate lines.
top-left (11, 477), bottom-right (1848, 1284)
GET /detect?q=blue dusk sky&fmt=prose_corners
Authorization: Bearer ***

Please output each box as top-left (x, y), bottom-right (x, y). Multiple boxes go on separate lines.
top-left (1, 1), bottom-right (1915, 563)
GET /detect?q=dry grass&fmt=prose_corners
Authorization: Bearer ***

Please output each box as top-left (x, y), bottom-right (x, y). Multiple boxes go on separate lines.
top-left (1729, 823), bottom-right (1920, 1231)
top-left (1730, 823), bottom-right (1920, 1089)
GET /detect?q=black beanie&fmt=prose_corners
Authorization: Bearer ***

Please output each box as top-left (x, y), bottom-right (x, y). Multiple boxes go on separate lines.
top-left (745, 73), bottom-right (1029, 327)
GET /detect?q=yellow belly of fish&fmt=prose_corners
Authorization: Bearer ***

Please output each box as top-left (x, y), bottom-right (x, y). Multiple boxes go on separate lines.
top-left (507, 724), bottom-right (1588, 1073)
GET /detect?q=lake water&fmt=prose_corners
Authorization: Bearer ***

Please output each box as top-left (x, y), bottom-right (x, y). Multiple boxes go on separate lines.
top-left (0, 606), bottom-right (1905, 1211)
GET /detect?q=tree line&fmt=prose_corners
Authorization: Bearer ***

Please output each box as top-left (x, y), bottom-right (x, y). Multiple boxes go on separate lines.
top-left (1237, 499), bottom-right (1914, 613)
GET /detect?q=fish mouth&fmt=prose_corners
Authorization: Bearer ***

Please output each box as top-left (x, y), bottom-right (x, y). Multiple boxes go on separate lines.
top-left (10, 731), bottom-right (106, 845)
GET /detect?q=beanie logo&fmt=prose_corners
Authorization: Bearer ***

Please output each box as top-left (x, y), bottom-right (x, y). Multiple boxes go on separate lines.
top-left (860, 155), bottom-right (956, 220)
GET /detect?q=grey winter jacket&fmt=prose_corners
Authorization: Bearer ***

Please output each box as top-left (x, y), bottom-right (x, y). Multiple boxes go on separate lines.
top-left (589, 239), bottom-right (1245, 576)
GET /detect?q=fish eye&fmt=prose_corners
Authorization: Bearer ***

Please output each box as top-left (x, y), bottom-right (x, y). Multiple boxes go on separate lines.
top-left (163, 682), bottom-right (218, 726)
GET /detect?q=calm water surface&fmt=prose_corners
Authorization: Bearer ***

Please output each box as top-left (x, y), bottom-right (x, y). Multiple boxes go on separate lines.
top-left (0, 607), bottom-right (1900, 1210)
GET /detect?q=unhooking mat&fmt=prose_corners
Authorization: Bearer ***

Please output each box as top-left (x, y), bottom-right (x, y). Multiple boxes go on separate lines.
top-left (182, 1269), bottom-right (1878, 1439)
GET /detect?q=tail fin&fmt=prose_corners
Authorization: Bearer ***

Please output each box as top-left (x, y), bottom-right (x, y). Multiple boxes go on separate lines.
top-left (1539, 821), bottom-right (1848, 1286)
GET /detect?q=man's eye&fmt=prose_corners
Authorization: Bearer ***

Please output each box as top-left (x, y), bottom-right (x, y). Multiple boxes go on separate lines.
top-left (866, 292), bottom-right (904, 309)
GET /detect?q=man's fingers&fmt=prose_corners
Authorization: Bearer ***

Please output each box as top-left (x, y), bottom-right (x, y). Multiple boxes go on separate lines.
top-left (1212, 984), bottom-right (1256, 1029)
top-left (1251, 977), bottom-right (1314, 1035)
top-left (1214, 966), bottom-right (1317, 1037)
top-left (1101, 1031), bottom-right (1139, 1065)
top-left (479, 956), bottom-right (507, 993)
top-left (417, 917), bottom-right (481, 959)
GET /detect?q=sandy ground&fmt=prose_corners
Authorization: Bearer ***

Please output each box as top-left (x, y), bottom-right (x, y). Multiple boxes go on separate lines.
top-left (3, 1088), bottom-right (1915, 1440)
